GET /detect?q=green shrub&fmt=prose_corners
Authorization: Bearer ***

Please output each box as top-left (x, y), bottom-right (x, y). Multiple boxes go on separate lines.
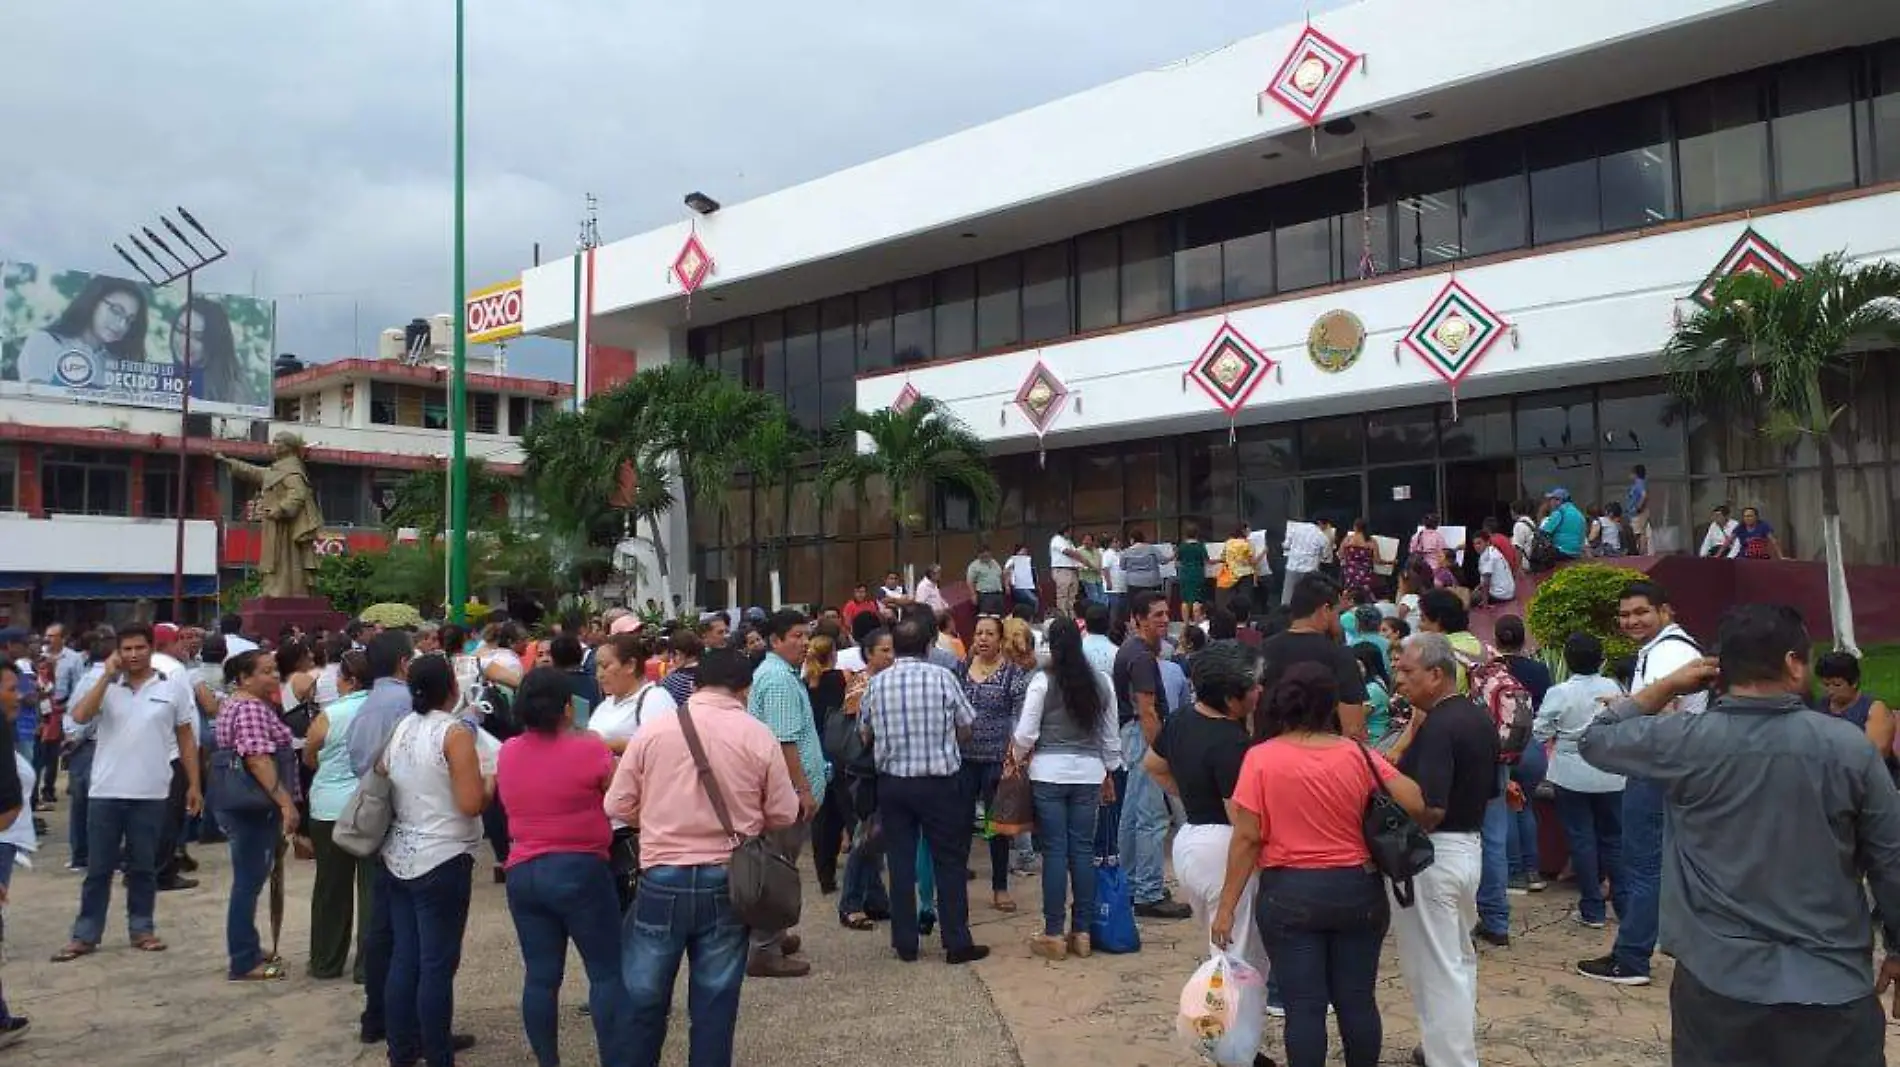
top-left (1526, 563), bottom-right (1646, 666)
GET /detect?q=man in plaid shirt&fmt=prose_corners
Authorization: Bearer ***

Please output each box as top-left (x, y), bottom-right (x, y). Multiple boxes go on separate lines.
top-left (744, 609), bottom-right (827, 979)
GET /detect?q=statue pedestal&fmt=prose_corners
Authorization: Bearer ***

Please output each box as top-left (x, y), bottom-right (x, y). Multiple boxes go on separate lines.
top-left (242, 596), bottom-right (348, 640)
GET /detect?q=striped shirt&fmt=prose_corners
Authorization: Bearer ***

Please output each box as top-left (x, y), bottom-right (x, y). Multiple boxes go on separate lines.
top-left (861, 657), bottom-right (975, 778)
top-left (746, 653), bottom-right (830, 796)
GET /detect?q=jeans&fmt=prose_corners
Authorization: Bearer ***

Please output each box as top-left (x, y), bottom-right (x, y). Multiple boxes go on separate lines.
top-left (1476, 764), bottom-right (1511, 936)
top-left (66, 741), bottom-right (94, 866)
top-left (1552, 787), bottom-right (1625, 925)
top-left (838, 817), bottom-right (890, 919)
top-left (958, 759), bottom-right (1011, 893)
top-left (507, 852), bottom-right (634, 1067)
top-left (1389, 831), bottom-right (1482, 1067)
top-left (1507, 743), bottom-right (1546, 879)
top-left (624, 864), bottom-right (748, 1067)
top-left (222, 806), bottom-right (280, 977)
top-left (1257, 866), bottom-right (1390, 1067)
top-left (1031, 781), bottom-right (1097, 936)
top-left (33, 737), bottom-right (60, 802)
top-left (1010, 588), bottom-right (1039, 615)
top-left (878, 773), bottom-right (974, 955)
top-left (362, 859), bottom-right (394, 1042)
top-left (386, 853), bottom-right (474, 1067)
top-left (1613, 777), bottom-right (1666, 976)
top-left (1116, 722), bottom-right (1168, 904)
top-left (1082, 581), bottom-right (1106, 606)
top-left (72, 797), bottom-right (166, 944)
top-left (307, 818), bottom-right (373, 980)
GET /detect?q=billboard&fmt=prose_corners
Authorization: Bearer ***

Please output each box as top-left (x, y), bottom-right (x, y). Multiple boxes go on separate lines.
top-left (0, 261), bottom-right (275, 418)
top-left (465, 279), bottom-right (522, 345)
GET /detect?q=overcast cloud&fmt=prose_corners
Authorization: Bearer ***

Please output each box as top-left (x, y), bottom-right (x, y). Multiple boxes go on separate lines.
top-left (0, 1), bottom-right (1331, 381)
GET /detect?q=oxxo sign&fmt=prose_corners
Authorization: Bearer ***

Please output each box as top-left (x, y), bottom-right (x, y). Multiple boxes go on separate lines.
top-left (465, 280), bottom-right (523, 344)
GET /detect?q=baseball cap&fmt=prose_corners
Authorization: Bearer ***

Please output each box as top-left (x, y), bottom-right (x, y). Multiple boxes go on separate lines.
top-left (0, 628), bottom-right (25, 645)
top-left (1544, 487), bottom-right (1570, 502)
top-left (609, 614), bottom-right (643, 636)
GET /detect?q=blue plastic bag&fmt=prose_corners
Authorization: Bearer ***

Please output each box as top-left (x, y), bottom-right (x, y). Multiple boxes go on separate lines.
top-left (1091, 805), bottom-right (1141, 954)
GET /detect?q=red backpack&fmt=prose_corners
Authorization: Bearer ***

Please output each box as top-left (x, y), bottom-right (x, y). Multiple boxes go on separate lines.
top-left (1453, 643), bottom-right (1535, 764)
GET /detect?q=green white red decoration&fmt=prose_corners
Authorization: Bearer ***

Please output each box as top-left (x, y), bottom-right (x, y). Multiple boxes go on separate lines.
top-left (1692, 227), bottom-right (1804, 308)
top-left (1261, 24), bottom-right (1360, 132)
top-left (1188, 318), bottom-right (1276, 442)
top-left (1401, 278), bottom-right (1509, 419)
top-left (669, 224), bottom-right (715, 318)
top-left (1008, 361), bottom-right (1071, 467)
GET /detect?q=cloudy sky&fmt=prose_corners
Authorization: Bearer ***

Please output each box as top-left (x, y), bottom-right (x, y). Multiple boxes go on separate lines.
top-left (0, 1), bottom-right (1333, 382)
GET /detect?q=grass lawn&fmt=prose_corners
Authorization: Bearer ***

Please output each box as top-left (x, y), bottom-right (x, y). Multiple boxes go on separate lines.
top-left (1847, 643), bottom-right (1900, 704)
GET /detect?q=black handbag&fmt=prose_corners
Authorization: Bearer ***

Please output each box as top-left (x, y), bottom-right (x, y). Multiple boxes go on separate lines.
top-left (1357, 742), bottom-right (1435, 908)
top-left (609, 826), bottom-right (640, 913)
top-left (209, 745), bottom-right (296, 814)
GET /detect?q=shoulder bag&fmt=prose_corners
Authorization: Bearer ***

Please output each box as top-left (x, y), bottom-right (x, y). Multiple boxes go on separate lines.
top-left (209, 744), bottom-right (297, 814)
top-left (334, 718), bottom-right (404, 859)
top-left (674, 702), bottom-right (802, 931)
top-left (1356, 741), bottom-right (1434, 908)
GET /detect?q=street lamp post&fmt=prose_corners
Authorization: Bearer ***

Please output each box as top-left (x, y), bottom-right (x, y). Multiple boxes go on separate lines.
top-left (447, 0), bottom-right (471, 622)
top-left (115, 209), bottom-right (227, 624)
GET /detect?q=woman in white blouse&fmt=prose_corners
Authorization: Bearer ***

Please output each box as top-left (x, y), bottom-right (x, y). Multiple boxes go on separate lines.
top-left (586, 634), bottom-right (677, 754)
top-left (1530, 632), bottom-right (1626, 930)
top-left (1010, 617), bottom-right (1122, 960)
top-left (379, 655), bottom-right (489, 1067)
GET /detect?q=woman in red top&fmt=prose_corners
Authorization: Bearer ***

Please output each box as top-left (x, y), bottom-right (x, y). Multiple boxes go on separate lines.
top-left (1213, 663), bottom-right (1427, 1067)
top-left (495, 667), bottom-right (632, 1067)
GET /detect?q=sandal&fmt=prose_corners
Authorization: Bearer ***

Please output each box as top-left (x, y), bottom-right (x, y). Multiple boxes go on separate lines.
top-left (230, 961), bottom-right (287, 982)
top-left (49, 941), bottom-right (96, 963)
top-left (992, 893), bottom-right (1018, 913)
top-left (839, 912), bottom-right (875, 931)
top-left (130, 935), bottom-right (167, 953)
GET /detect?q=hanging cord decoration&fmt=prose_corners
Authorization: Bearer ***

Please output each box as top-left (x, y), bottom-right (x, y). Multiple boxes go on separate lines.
top-left (666, 217), bottom-right (716, 320)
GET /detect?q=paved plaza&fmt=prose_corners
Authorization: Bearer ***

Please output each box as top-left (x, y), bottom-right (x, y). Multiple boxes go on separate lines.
top-left (3, 803), bottom-right (1893, 1066)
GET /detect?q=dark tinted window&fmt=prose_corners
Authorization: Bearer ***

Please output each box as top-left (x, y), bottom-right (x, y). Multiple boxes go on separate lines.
top-left (1119, 218), bottom-right (1173, 323)
top-left (1076, 230), bottom-right (1119, 330)
top-left (1875, 42), bottom-right (1900, 183)
top-left (1367, 407), bottom-right (1436, 464)
top-left (1460, 134), bottom-right (1527, 257)
top-left (1516, 389), bottom-right (1595, 453)
top-left (1528, 114), bottom-right (1600, 243)
top-left (784, 304), bottom-right (821, 432)
top-left (1300, 415), bottom-right (1364, 470)
top-left (755, 313), bottom-right (785, 396)
top-left (820, 297), bottom-right (855, 380)
top-left (1394, 148), bottom-right (1460, 268)
top-left (1275, 176), bottom-right (1347, 292)
top-left (716, 319), bottom-right (748, 383)
top-left (892, 278), bottom-right (931, 366)
top-left (1224, 231), bottom-right (1274, 301)
top-left (933, 266), bottom-right (975, 359)
top-left (976, 256), bottom-right (1022, 351)
top-left (1438, 398), bottom-right (1513, 458)
top-left (1175, 243), bottom-right (1222, 311)
top-left (1598, 99), bottom-right (1675, 230)
top-left (1772, 53), bottom-right (1856, 198)
top-left (1676, 75), bottom-right (1769, 217)
top-left (857, 287), bottom-right (894, 374)
top-left (1021, 244), bottom-right (1071, 342)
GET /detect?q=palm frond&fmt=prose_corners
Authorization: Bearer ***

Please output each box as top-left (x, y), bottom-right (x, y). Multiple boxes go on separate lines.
top-left (820, 396), bottom-right (997, 530)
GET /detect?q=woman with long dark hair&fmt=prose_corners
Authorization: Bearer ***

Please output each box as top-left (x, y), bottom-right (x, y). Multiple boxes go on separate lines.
top-left (1214, 663), bottom-right (1428, 1067)
top-left (381, 655), bottom-right (486, 1067)
top-left (14, 275), bottom-right (149, 385)
top-left (171, 297), bottom-right (245, 406)
top-left (1010, 617), bottom-right (1122, 959)
top-left (496, 667), bottom-right (632, 1067)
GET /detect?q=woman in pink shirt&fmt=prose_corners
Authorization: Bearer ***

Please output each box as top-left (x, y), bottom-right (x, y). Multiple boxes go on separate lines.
top-left (495, 667), bottom-right (633, 1067)
top-left (1212, 663), bottom-right (1427, 1067)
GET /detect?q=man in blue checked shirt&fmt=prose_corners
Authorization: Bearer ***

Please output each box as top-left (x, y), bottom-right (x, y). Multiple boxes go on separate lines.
top-left (860, 616), bottom-right (992, 967)
top-left (745, 609), bottom-right (827, 979)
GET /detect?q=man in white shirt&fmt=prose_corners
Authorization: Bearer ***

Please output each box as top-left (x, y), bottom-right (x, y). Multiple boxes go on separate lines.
top-left (216, 613), bottom-right (258, 661)
top-left (1700, 505), bottom-right (1742, 559)
top-left (1048, 525), bottom-right (1085, 621)
top-left (1470, 532), bottom-right (1517, 608)
top-left (1280, 521), bottom-right (1331, 607)
top-left (1577, 579), bottom-right (1706, 986)
top-left (52, 623), bottom-right (201, 960)
top-left (1004, 544), bottom-right (1038, 615)
top-left (1510, 503), bottom-right (1539, 574)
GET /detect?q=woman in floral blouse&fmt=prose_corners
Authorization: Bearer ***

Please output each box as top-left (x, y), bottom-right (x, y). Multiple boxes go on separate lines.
top-left (216, 650), bottom-right (300, 981)
top-left (958, 616), bottom-right (1028, 912)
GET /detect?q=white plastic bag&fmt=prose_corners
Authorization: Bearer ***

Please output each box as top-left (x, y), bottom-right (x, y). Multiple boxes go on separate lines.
top-left (1176, 951), bottom-right (1268, 1066)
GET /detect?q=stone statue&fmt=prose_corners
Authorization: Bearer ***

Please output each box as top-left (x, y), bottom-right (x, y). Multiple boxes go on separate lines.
top-left (216, 432), bottom-right (326, 599)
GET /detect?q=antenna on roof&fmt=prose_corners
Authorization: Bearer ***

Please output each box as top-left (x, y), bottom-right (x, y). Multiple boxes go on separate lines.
top-left (577, 193), bottom-right (600, 252)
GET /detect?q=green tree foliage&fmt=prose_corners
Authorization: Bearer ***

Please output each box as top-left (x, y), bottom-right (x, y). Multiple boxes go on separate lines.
top-left (1526, 563), bottom-right (1647, 670)
top-left (380, 460), bottom-right (514, 538)
top-left (817, 396), bottom-right (997, 567)
top-left (311, 553), bottom-right (378, 617)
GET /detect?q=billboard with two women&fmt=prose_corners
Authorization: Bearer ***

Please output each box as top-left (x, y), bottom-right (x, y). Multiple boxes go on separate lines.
top-left (0, 261), bottom-right (275, 418)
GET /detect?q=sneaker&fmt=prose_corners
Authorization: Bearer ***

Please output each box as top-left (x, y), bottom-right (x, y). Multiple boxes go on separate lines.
top-left (64, 861), bottom-right (83, 873)
top-left (1527, 876), bottom-right (1548, 893)
top-left (1264, 1000), bottom-right (1286, 1019)
top-left (1472, 924), bottom-right (1510, 948)
top-left (1134, 898), bottom-right (1193, 920)
top-left (1571, 911), bottom-right (1607, 930)
top-left (1575, 954), bottom-right (1650, 985)
top-left (0, 1017), bottom-right (30, 1049)
top-left (1029, 935), bottom-right (1067, 961)
top-left (1505, 873), bottom-right (1529, 896)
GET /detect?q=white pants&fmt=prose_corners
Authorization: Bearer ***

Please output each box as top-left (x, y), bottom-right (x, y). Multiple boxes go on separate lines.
top-left (1172, 823), bottom-right (1268, 978)
top-left (1389, 830), bottom-right (1481, 1067)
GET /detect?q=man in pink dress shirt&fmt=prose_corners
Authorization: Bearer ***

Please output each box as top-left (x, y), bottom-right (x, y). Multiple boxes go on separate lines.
top-left (604, 647), bottom-right (798, 1067)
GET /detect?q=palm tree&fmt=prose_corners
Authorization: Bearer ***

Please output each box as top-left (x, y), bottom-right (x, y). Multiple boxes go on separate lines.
top-left (818, 396), bottom-right (998, 571)
top-left (1663, 252), bottom-right (1900, 655)
top-left (379, 459), bottom-right (514, 538)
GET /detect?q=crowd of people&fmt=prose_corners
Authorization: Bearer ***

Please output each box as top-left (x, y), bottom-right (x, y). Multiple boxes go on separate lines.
top-left (0, 496), bottom-right (1888, 1067)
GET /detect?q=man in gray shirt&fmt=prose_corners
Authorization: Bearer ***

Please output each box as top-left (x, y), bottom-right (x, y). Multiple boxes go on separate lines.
top-left (1579, 603), bottom-right (1900, 1067)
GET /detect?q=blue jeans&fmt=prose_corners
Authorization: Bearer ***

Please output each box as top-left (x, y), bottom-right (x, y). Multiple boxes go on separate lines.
top-left (624, 864), bottom-right (748, 1067)
top-left (1116, 722), bottom-right (1168, 904)
top-left (1552, 787), bottom-right (1625, 925)
top-left (838, 818), bottom-right (890, 919)
top-left (1031, 781), bottom-right (1097, 937)
top-left (72, 797), bottom-right (166, 944)
top-left (1507, 744), bottom-right (1547, 879)
top-left (386, 853), bottom-right (474, 1067)
top-left (1476, 764), bottom-right (1511, 936)
top-left (507, 852), bottom-right (633, 1067)
top-left (1256, 866), bottom-right (1390, 1067)
top-left (66, 741), bottom-right (93, 866)
top-left (1613, 777), bottom-right (1665, 975)
top-left (222, 807), bottom-right (280, 977)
